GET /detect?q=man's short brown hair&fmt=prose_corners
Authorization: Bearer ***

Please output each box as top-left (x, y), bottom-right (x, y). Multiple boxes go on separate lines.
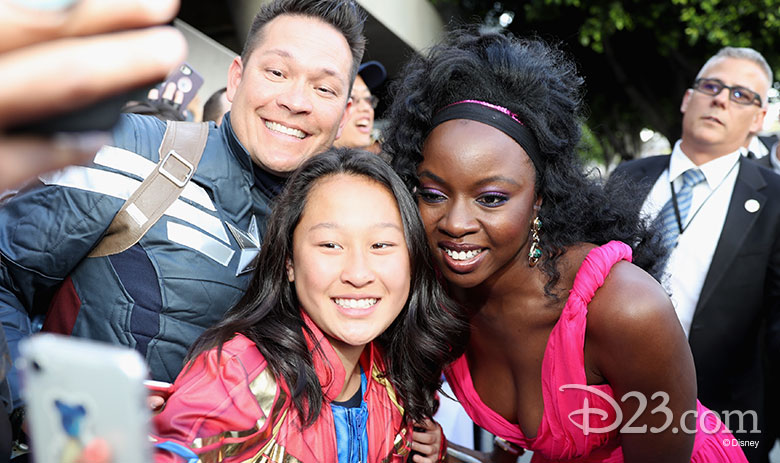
top-left (241, 0), bottom-right (366, 84)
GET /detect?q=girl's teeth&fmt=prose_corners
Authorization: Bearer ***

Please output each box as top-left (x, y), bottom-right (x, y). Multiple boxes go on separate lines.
top-left (334, 298), bottom-right (377, 309)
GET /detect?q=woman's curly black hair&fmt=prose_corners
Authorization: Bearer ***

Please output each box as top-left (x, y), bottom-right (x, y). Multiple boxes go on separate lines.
top-left (383, 28), bottom-right (665, 299)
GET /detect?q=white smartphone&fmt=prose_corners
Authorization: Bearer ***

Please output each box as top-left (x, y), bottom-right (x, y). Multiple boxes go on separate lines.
top-left (18, 334), bottom-right (152, 463)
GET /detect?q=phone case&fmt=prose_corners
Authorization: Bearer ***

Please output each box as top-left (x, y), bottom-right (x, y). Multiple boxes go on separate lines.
top-left (161, 62), bottom-right (204, 110)
top-left (18, 334), bottom-right (152, 463)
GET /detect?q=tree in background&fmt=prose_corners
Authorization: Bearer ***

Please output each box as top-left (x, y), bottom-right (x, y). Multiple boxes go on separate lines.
top-left (431, 0), bottom-right (780, 167)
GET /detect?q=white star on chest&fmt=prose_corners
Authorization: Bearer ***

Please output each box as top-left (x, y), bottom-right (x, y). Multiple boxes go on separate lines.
top-left (225, 215), bottom-right (261, 276)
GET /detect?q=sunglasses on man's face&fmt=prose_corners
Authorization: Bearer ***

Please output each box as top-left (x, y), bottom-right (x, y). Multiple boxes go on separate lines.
top-left (692, 78), bottom-right (762, 107)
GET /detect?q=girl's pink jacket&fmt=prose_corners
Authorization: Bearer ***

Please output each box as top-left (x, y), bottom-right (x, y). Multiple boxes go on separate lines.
top-left (151, 312), bottom-right (413, 462)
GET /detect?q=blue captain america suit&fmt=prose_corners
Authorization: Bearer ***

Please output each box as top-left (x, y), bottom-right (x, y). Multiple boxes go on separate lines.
top-left (0, 112), bottom-right (283, 408)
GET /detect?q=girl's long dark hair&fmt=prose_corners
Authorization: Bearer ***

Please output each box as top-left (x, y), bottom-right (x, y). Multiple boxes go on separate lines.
top-left (188, 148), bottom-right (468, 425)
top-left (383, 29), bottom-right (666, 298)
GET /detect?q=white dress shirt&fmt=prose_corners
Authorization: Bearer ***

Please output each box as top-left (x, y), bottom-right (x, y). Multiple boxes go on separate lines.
top-left (640, 141), bottom-right (741, 336)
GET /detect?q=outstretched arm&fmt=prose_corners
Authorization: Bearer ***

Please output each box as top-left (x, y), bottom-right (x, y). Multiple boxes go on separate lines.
top-left (0, 0), bottom-right (185, 191)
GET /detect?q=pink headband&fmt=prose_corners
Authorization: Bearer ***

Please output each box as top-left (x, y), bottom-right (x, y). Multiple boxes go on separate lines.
top-left (430, 99), bottom-right (543, 174)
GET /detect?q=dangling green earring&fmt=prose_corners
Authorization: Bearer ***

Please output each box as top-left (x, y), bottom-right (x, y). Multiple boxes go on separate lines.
top-left (528, 216), bottom-right (542, 267)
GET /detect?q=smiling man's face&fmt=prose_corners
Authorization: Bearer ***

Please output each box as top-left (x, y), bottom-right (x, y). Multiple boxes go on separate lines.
top-left (680, 56), bottom-right (768, 159)
top-left (226, 14), bottom-right (354, 175)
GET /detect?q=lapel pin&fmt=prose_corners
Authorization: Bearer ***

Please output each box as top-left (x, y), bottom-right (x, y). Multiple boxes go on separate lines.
top-left (744, 199), bottom-right (760, 213)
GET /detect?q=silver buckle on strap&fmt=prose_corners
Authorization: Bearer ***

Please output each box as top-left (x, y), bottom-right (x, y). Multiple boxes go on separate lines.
top-left (158, 149), bottom-right (194, 188)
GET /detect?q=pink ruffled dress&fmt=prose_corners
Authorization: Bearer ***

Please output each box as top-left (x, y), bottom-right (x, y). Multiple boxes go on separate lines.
top-left (445, 241), bottom-right (747, 462)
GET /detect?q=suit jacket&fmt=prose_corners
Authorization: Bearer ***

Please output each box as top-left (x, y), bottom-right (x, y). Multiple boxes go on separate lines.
top-left (611, 155), bottom-right (780, 461)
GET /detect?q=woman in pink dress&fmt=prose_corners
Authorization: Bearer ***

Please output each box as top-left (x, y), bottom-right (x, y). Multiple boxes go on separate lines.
top-left (384, 30), bottom-right (748, 462)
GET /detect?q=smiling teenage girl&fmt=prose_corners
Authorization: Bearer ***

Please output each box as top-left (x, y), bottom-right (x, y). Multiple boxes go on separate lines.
top-left (151, 148), bottom-right (467, 463)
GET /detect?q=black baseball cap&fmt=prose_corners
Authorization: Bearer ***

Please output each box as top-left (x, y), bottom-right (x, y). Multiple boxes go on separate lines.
top-left (357, 61), bottom-right (387, 90)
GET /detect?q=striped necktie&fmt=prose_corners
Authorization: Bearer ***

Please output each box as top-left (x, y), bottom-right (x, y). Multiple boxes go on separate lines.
top-left (658, 168), bottom-right (706, 250)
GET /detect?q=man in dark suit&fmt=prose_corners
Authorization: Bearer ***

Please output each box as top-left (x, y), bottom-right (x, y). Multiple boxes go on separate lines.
top-left (611, 47), bottom-right (780, 462)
